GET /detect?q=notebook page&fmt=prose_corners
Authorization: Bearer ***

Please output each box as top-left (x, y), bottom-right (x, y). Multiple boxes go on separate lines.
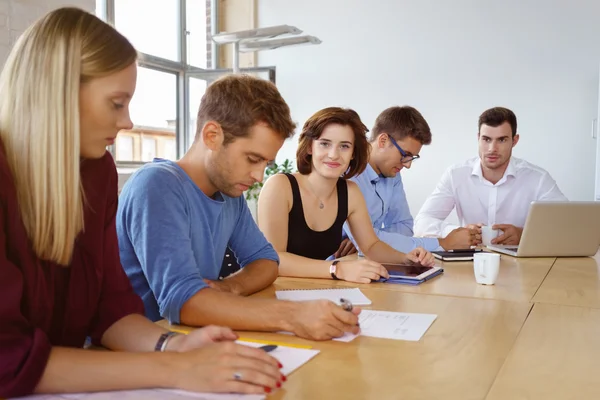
top-left (334, 310), bottom-right (437, 342)
top-left (275, 287), bottom-right (372, 305)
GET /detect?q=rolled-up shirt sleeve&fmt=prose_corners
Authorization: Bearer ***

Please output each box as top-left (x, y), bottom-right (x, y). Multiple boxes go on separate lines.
top-left (119, 169), bottom-right (208, 324)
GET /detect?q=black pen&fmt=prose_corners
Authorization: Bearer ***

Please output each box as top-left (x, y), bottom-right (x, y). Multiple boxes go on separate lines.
top-left (259, 344), bottom-right (278, 352)
top-left (340, 298), bottom-right (353, 312)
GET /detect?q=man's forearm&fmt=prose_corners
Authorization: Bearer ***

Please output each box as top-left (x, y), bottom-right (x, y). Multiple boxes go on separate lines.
top-left (180, 288), bottom-right (297, 332)
top-left (375, 229), bottom-right (440, 252)
top-left (224, 259), bottom-right (278, 296)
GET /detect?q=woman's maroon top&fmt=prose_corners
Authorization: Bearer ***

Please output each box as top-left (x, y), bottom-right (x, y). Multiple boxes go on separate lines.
top-left (0, 143), bottom-right (144, 397)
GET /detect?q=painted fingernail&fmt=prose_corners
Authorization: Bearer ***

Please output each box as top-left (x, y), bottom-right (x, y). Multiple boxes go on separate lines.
top-left (278, 362), bottom-right (283, 368)
top-left (265, 387), bottom-right (272, 393)
top-left (281, 374), bottom-right (287, 382)
top-left (276, 382), bottom-right (281, 388)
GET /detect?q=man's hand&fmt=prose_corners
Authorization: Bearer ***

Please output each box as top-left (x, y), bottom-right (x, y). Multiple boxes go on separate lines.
top-left (334, 238), bottom-right (357, 258)
top-left (491, 224), bottom-right (523, 245)
top-left (465, 223), bottom-right (483, 232)
top-left (203, 278), bottom-right (243, 295)
top-left (288, 300), bottom-right (361, 341)
top-left (439, 227), bottom-right (480, 250)
top-left (166, 325), bottom-right (239, 352)
top-left (405, 247), bottom-right (436, 267)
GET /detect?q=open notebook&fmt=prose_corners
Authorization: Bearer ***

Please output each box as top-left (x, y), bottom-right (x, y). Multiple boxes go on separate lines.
top-left (275, 287), bottom-right (372, 305)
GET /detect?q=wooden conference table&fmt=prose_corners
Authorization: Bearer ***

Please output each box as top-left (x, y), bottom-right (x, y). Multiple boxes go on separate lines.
top-left (162, 253), bottom-right (600, 400)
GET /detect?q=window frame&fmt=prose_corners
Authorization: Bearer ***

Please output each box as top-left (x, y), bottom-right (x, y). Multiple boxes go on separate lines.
top-left (97, 0), bottom-right (277, 169)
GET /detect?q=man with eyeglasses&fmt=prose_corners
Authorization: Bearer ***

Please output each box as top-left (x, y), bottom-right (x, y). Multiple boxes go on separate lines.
top-left (414, 107), bottom-right (567, 245)
top-left (335, 106), bottom-right (477, 257)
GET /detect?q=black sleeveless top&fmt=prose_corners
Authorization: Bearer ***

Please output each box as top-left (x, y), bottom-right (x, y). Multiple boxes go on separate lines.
top-left (284, 173), bottom-right (349, 260)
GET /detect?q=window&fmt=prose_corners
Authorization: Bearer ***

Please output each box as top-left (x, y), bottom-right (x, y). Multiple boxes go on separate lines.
top-left (163, 139), bottom-right (177, 160)
top-left (141, 137), bottom-right (157, 162)
top-left (188, 76), bottom-right (209, 146)
top-left (129, 67), bottom-right (177, 130)
top-left (115, 135), bottom-right (133, 161)
top-left (186, 0), bottom-right (209, 68)
top-left (97, 0), bottom-right (276, 165)
top-left (115, 0), bottom-right (179, 61)
top-left (118, 67), bottom-right (177, 161)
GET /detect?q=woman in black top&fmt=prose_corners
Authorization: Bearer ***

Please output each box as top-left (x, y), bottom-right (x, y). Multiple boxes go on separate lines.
top-left (258, 107), bottom-right (435, 283)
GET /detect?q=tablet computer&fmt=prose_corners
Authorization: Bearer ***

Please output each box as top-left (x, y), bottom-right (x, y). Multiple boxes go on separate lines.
top-left (382, 263), bottom-right (444, 281)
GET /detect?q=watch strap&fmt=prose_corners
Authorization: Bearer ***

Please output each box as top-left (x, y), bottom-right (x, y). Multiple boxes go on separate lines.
top-left (330, 260), bottom-right (340, 280)
top-left (155, 331), bottom-right (177, 352)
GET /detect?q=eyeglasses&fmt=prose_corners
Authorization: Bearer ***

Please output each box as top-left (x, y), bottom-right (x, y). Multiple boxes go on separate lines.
top-left (388, 135), bottom-right (420, 163)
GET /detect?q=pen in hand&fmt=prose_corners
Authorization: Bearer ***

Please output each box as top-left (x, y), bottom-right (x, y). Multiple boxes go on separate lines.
top-left (340, 298), bottom-right (360, 328)
top-left (340, 298), bottom-right (353, 311)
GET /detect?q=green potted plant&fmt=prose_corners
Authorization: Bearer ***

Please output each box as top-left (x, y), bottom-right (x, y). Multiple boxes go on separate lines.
top-left (245, 159), bottom-right (295, 202)
top-left (245, 159), bottom-right (294, 221)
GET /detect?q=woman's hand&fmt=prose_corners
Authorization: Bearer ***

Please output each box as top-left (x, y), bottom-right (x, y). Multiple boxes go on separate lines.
top-left (336, 259), bottom-right (389, 283)
top-left (170, 341), bottom-right (284, 395)
top-left (167, 325), bottom-right (238, 352)
top-left (406, 247), bottom-right (436, 267)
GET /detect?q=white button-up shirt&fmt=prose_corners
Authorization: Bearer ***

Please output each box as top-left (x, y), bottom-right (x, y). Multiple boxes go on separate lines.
top-left (414, 157), bottom-right (567, 237)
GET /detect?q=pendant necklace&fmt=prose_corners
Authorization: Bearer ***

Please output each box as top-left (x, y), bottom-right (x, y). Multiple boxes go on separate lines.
top-left (305, 178), bottom-right (335, 210)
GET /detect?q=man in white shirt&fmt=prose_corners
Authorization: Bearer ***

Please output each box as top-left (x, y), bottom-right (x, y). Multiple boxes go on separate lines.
top-left (414, 107), bottom-right (567, 245)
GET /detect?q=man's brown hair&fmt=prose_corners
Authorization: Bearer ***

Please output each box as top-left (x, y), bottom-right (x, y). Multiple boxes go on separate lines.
top-left (296, 107), bottom-right (369, 179)
top-left (478, 107), bottom-right (517, 137)
top-left (195, 74), bottom-right (296, 144)
top-left (370, 106), bottom-right (432, 145)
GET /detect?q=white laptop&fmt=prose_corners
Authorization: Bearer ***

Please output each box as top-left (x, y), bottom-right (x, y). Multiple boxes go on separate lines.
top-left (486, 201), bottom-right (600, 257)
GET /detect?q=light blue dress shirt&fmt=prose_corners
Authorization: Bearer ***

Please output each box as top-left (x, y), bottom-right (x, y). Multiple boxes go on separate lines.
top-left (343, 164), bottom-right (441, 253)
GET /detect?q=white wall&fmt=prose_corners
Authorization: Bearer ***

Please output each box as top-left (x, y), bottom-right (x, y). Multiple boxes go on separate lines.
top-left (258, 0), bottom-right (600, 218)
top-left (0, 0), bottom-right (95, 64)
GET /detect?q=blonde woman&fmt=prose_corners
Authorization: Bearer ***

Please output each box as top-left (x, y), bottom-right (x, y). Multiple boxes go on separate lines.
top-left (0, 8), bottom-right (281, 398)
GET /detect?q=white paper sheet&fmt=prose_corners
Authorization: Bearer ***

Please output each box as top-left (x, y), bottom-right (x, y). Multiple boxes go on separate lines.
top-left (275, 287), bottom-right (372, 305)
top-left (334, 310), bottom-right (437, 342)
top-left (238, 341), bottom-right (319, 377)
top-left (12, 342), bottom-right (319, 400)
top-left (14, 390), bottom-right (265, 400)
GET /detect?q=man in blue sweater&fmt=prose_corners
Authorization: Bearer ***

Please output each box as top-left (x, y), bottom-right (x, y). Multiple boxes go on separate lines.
top-left (343, 106), bottom-right (477, 253)
top-left (117, 75), bottom-right (360, 341)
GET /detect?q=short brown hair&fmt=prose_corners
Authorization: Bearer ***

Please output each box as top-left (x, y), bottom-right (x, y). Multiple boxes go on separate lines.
top-left (370, 106), bottom-right (432, 145)
top-left (195, 74), bottom-right (296, 144)
top-left (296, 107), bottom-right (369, 179)
top-left (478, 107), bottom-right (517, 137)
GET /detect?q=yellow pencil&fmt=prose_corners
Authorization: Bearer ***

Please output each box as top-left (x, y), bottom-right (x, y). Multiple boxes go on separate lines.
top-left (168, 327), bottom-right (192, 335)
top-left (237, 337), bottom-right (313, 349)
top-left (167, 328), bottom-right (313, 349)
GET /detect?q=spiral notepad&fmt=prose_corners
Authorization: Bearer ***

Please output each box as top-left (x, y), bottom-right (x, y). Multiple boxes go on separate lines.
top-left (275, 287), bottom-right (372, 305)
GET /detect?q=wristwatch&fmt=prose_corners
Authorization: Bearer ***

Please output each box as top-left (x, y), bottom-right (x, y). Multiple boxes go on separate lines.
top-left (155, 331), bottom-right (177, 352)
top-left (330, 260), bottom-right (340, 280)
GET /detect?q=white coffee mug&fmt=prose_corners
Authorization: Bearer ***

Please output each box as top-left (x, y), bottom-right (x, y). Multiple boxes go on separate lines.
top-left (481, 225), bottom-right (500, 246)
top-left (473, 253), bottom-right (500, 285)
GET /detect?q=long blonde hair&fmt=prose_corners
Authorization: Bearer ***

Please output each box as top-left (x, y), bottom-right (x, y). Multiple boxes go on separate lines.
top-left (0, 7), bottom-right (137, 265)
